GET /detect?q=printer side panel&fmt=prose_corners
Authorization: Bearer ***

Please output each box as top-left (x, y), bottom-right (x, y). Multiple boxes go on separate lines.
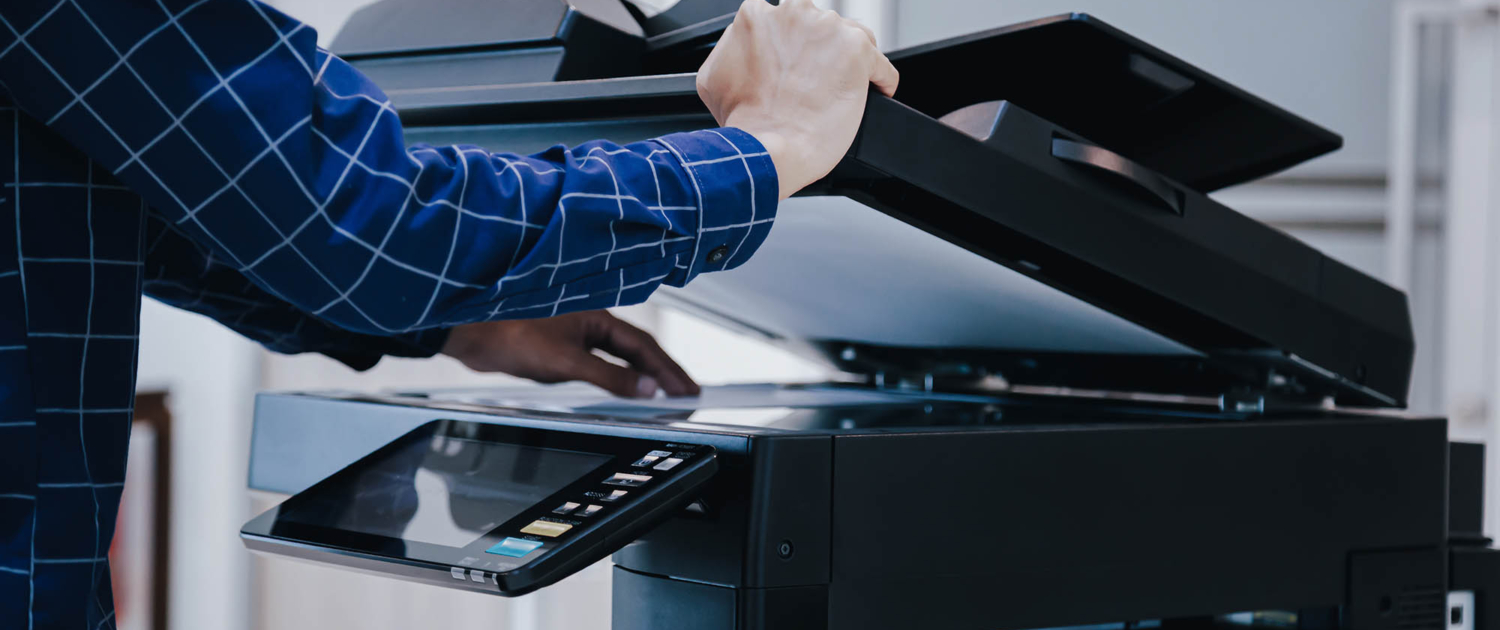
top-left (612, 433), bottom-right (836, 630)
top-left (825, 418), bottom-right (1449, 630)
top-left (613, 433), bottom-right (834, 589)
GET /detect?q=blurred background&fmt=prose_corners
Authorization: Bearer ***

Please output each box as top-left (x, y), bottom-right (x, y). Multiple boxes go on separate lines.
top-left (113, 0), bottom-right (1496, 629)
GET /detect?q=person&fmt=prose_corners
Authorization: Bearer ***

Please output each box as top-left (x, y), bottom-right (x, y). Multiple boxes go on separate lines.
top-left (0, 0), bottom-right (898, 626)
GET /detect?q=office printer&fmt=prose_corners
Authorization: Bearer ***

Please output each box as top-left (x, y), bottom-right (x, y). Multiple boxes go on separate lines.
top-left (242, 1), bottom-right (1500, 629)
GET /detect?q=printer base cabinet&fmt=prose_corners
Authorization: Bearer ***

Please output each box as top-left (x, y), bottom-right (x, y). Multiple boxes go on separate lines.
top-left (615, 549), bottom-right (1491, 630)
top-left (610, 418), bottom-right (1499, 630)
top-left (612, 567), bottom-right (828, 630)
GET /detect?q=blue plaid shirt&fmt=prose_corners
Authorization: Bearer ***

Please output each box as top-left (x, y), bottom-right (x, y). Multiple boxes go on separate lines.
top-left (0, 0), bottom-right (779, 627)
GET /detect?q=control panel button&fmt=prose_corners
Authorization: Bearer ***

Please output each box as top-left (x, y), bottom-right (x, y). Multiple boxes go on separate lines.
top-left (469, 569), bottom-right (486, 583)
top-left (604, 472), bottom-right (652, 487)
top-left (653, 457), bottom-right (684, 472)
top-left (486, 537), bottom-right (544, 558)
top-left (631, 455), bottom-right (660, 468)
top-left (553, 502), bottom-right (581, 515)
top-left (451, 567), bottom-right (466, 579)
top-left (602, 489), bottom-right (628, 503)
top-left (519, 520), bottom-right (573, 538)
top-left (646, 450), bottom-right (673, 458)
top-left (580, 504), bottom-right (604, 517)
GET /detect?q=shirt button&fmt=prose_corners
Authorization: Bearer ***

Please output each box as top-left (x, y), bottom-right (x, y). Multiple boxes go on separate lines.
top-left (706, 245), bottom-right (729, 264)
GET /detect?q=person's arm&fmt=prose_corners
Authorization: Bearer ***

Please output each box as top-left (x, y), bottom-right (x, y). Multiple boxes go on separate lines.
top-left (144, 210), bottom-right (700, 396)
top-left (140, 210), bottom-right (446, 370)
top-left (0, 0), bottom-right (778, 335)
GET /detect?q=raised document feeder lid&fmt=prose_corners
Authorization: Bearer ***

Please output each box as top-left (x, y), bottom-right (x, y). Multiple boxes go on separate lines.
top-left (886, 13), bottom-right (1344, 192)
top-left (358, 9), bottom-right (1412, 407)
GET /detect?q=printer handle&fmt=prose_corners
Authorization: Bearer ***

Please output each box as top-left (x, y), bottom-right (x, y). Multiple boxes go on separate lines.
top-left (1050, 137), bottom-right (1185, 216)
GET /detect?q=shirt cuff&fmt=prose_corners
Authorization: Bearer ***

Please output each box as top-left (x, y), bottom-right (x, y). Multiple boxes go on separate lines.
top-left (654, 127), bottom-right (780, 287)
top-left (321, 327), bottom-right (452, 372)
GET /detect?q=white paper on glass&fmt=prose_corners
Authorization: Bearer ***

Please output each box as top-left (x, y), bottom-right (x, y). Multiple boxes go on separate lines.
top-left (424, 382), bottom-right (982, 413)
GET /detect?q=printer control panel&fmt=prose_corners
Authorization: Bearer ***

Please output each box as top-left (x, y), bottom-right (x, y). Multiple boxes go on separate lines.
top-left (241, 421), bottom-right (717, 597)
top-left (477, 445), bottom-right (708, 568)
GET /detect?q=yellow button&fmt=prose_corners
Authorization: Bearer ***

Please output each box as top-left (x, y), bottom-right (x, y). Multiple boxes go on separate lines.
top-left (519, 520), bottom-right (573, 538)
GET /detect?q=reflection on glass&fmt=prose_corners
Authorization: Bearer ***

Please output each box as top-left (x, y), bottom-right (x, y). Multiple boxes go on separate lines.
top-left (278, 436), bottom-right (609, 548)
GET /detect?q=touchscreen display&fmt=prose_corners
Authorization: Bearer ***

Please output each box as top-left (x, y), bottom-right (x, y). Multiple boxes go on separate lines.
top-left (277, 434), bottom-right (611, 548)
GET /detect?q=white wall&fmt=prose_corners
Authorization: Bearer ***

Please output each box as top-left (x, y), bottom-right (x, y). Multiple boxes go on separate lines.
top-left (894, 0), bottom-right (1398, 177)
top-left (136, 299), bottom-right (260, 630)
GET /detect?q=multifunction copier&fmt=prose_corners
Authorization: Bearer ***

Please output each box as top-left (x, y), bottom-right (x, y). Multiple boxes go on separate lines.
top-left (241, 1), bottom-right (1500, 629)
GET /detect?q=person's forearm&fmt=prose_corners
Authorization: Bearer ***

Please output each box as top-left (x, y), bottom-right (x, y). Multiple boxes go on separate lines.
top-left (140, 211), bottom-right (448, 370)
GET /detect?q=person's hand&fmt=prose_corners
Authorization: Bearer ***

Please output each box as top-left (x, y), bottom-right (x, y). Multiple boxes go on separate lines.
top-left (441, 311), bottom-right (699, 398)
top-left (696, 0), bottom-right (899, 200)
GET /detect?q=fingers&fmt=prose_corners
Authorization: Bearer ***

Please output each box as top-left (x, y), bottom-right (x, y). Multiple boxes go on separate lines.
top-left (869, 50), bottom-right (899, 97)
top-left (568, 353), bottom-right (659, 399)
top-left (843, 19), bottom-right (896, 96)
top-left (791, 3), bottom-right (896, 98)
top-left (595, 315), bottom-right (701, 397)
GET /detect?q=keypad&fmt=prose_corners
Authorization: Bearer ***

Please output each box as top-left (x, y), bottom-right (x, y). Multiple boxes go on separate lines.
top-left (489, 446), bottom-right (693, 561)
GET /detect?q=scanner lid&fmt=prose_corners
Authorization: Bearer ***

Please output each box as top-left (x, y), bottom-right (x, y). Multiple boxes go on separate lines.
top-left (886, 13), bottom-right (1345, 192)
top-left (357, 10), bottom-right (1411, 408)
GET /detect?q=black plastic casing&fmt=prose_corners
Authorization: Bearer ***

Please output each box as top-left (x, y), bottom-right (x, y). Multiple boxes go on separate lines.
top-left (244, 392), bottom-right (1468, 629)
top-left (612, 413), bottom-right (1453, 630)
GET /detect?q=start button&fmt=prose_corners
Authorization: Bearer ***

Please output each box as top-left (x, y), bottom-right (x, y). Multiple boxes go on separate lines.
top-left (486, 537), bottom-right (544, 558)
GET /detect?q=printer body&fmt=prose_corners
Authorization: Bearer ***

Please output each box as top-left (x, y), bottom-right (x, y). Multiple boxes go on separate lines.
top-left (242, 2), bottom-right (1500, 629)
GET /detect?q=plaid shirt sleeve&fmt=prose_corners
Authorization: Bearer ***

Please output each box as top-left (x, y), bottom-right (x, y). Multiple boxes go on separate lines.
top-left (0, 0), bottom-right (779, 335)
top-left (142, 209), bottom-right (450, 369)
